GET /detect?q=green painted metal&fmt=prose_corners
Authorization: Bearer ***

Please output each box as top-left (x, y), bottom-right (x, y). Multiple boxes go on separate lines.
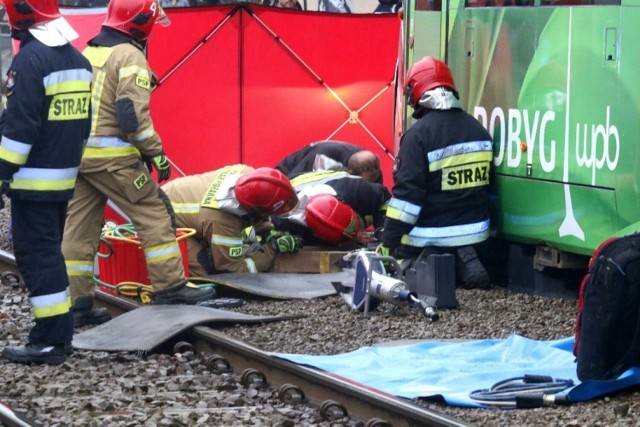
top-left (403, 0), bottom-right (638, 256)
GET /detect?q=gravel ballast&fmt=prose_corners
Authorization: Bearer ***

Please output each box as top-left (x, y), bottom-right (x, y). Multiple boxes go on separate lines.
top-left (1, 204), bottom-right (639, 426)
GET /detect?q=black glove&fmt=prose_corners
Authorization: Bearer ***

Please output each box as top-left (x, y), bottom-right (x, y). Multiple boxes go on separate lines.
top-left (271, 234), bottom-right (303, 254)
top-left (146, 152), bottom-right (171, 183)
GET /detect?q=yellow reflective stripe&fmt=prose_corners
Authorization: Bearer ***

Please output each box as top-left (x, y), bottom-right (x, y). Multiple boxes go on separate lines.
top-left (201, 165), bottom-right (248, 208)
top-left (211, 234), bottom-right (244, 246)
top-left (290, 170), bottom-right (349, 187)
top-left (11, 167), bottom-right (79, 191)
top-left (172, 202), bottom-right (200, 214)
top-left (0, 147), bottom-right (25, 164)
top-left (134, 125), bottom-right (156, 142)
top-left (83, 46), bottom-right (113, 68)
top-left (90, 69), bottom-right (107, 136)
top-left (144, 241), bottom-right (181, 264)
top-left (0, 136), bottom-right (31, 165)
top-left (83, 146), bottom-right (141, 158)
top-left (45, 79), bottom-right (91, 96)
top-left (43, 69), bottom-right (92, 95)
top-left (244, 257), bottom-right (257, 273)
top-left (86, 136), bottom-right (133, 148)
top-left (386, 198), bottom-right (420, 223)
top-left (119, 65), bottom-right (151, 80)
top-left (31, 289), bottom-right (71, 319)
top-left (429, 151), bottom-right (493, 172)
top-left (65, 260), bottom-right (94, 277)
top-left (32, 296), bottom-right (71, 318)
top-left (11, 177), bottom-right (76, 191)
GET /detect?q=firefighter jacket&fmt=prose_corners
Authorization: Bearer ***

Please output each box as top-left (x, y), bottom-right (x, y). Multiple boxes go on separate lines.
top-left (382, 107), bottom-right (493, 249)
top-left (0, 34), bottom-right (92, 201)
top-left (161, 165), bottom-right (277, 274)
top-left (80, 28), bottom-right (163, 173)
top-left (288, 170), bottom-right (390, 228)
top-left (275, 141), bottom-right (363, 179)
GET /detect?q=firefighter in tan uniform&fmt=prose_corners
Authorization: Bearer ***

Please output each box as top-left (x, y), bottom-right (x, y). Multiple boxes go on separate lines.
top-left (161, 165), bottom-right (302, 276)
top-left (62, 0), bottom-right (214, 327)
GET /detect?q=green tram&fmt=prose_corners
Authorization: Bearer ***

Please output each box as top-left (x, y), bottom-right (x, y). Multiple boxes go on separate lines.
top-left (401, 0), bottom-right (634, 291)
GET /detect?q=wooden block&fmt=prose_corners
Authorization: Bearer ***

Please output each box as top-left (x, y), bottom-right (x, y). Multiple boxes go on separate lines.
top-left (273, 246), bottom-right (348, 273)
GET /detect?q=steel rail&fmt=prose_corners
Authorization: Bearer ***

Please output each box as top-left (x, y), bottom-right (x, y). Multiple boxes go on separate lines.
top-left (0, 252), bottom-right (474, 427)
top-left (192, 326), bottom-right (474, 427)
top-left (93, 289), bottom-right (473, 427)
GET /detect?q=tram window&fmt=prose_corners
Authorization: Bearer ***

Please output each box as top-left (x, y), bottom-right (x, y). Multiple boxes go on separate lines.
top-left (416, 0), bottom-right (442, 10)
top-left (466, 0), bottom-right (533, 7)
top-left (540, 0), bottom-right (619, 4)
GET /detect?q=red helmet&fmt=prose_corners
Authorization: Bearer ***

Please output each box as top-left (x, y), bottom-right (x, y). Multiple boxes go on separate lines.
top-left (103, 0), bottom-right (169, 41)
top-left (405, 56), bottom-right (457, 108)
top-left (1, 0), bottom-right (60, 31)
top-left (235, 168), bottom-right (298, 215)
top-left (305, 194), bottom-right (362, 245)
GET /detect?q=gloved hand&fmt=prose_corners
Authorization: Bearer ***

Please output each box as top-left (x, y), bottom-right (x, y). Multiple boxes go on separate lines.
top-left (261, 228), bottom-right (286, 243)
top-left (149, 153), bottom-right (171, 183)
top-left (376, 244), bottom-right (391, 257)
top-left (271, 234), bottom-right (303, 254)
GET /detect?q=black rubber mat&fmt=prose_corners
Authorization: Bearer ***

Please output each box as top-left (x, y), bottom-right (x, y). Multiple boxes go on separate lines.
top-left (206, 272), bottom-right (348, 299)
top-left (73, 305), bottom-right (301, 352)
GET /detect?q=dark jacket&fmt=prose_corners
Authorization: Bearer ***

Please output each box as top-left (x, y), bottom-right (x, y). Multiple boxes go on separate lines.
top-left (275, 141), bottom-right (363, 178)
top-left (0, 34), bottom-right (92, 201)
top-left (382, 107), bottom-right (493, 249)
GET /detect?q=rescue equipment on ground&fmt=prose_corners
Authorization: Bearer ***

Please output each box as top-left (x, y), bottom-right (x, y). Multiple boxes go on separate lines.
top-left (95, 224), bottom-right (209, 303)
top-left (469, 375), bottom-right (574, 409)
top-left (403, 250), bottom-right (459, 309)
top-left (332, 250), bottom-right (439, 321)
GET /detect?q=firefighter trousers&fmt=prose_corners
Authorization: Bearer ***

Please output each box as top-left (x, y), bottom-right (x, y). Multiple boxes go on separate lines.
top-left (62, 162), bottom-right (187, 303)
top-left (12, 199), bottom-right (74, 345)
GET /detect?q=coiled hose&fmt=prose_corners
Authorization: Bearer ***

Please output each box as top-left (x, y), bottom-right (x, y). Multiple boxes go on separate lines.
top-left (95, 224), bottom-right (214, 304)
top-left (469, 375), bottom-right (574, 408)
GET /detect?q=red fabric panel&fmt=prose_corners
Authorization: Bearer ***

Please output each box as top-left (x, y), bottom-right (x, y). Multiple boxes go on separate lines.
top-left (61, 6), bottom-right (400, 186)
top-left (151, 5), bottom-right (399, 185)
top-left (61, 8), bottom-right (107, 52)
top-left (149, 6), bottom-right (242, 174)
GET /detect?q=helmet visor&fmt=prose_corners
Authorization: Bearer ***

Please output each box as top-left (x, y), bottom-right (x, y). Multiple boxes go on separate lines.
top-left (156, 3), bottom-right (170, 27)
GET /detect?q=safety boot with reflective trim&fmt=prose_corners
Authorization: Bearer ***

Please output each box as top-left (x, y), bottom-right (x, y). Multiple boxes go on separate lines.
top-left (2, 343), bottom-right (68, 365)
top-left (72, 295), bottom-right (112, 328)
top-left (151, 281), bottom-right (216, 305)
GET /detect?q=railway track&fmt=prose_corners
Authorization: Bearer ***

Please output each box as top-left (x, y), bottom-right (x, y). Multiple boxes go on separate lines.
top-left (0, 251), bottom-right (473, 427)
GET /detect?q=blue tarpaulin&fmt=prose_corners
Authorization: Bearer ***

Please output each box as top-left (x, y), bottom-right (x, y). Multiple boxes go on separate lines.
top-left (274, 335), bottom-right (640, 408)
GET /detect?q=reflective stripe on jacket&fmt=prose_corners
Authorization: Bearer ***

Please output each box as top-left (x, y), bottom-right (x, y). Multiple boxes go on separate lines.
top-left (0, 36), bottom-right (91, 201)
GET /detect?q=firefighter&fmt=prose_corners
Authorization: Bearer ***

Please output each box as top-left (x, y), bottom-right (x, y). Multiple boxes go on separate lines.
top-left (275, 189), bottom-right (365, 246)
top-left (271, 169), bottom-right (390, 245)
top-left (160, 165), bottom-right (302, 277)
top-left (275, 141), bottom-right (382, 183)
top-left (0, 0), bottom-right (92, 364)
top-left (380, 56), bottom-right (493, 289)
top-left (62, 0), bottom-right (214, 328)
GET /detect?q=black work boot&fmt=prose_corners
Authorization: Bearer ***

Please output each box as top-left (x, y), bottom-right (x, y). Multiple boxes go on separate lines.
top-left (2, 343), bottom-right (68, 365)
top-left (456, 246), bottom-right (492, 290)
top-left (152, 281), bottom-right (216, 305)
top-left (72, 295), bottom-right (111, 328)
